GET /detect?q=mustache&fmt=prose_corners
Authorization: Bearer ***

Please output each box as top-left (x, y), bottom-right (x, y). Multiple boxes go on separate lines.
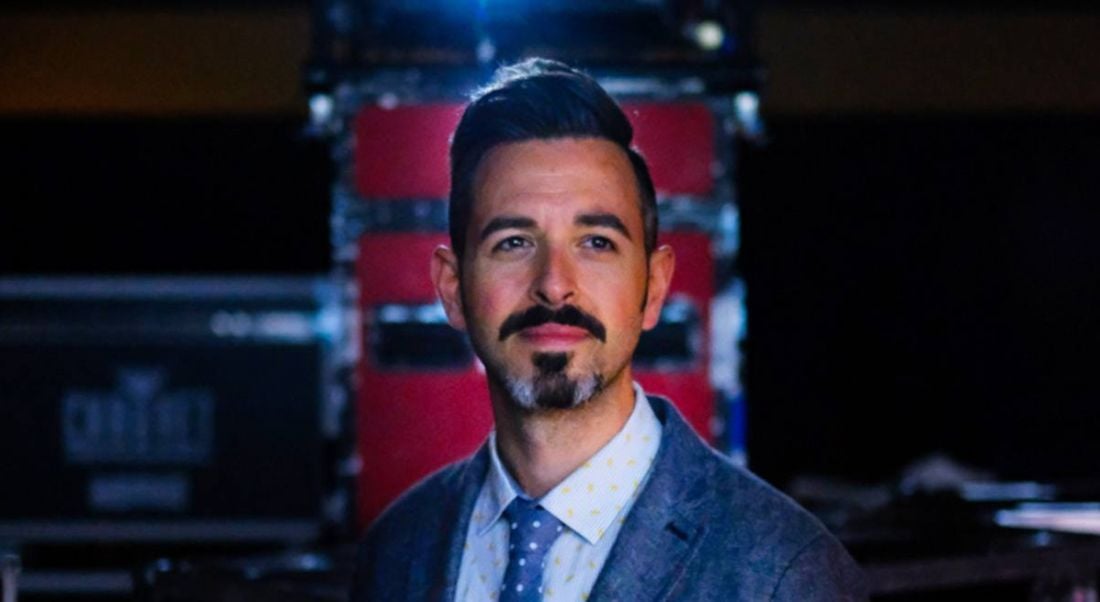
top-left (497, 304), bottom-right (607, 342)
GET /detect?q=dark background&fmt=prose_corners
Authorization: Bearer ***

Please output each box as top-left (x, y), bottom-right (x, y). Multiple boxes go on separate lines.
top-left (2, 1), bottom-right (1098, 489)
top-left (740, 114), bottom-right (1100, 485)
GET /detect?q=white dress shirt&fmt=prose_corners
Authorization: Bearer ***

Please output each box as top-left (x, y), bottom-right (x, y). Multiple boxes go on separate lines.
top-left (455, 382), bottom-right (663, 601)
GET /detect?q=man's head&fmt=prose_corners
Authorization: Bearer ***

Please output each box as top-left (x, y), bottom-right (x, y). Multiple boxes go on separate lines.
top-left (448, 58), bottom-right (658, 262)
top-left (431, 59), bottom-right (674, 413)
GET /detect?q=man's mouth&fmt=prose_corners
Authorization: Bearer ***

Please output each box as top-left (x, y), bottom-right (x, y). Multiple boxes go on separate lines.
top-left (518, 323), bottom-right (593, 347)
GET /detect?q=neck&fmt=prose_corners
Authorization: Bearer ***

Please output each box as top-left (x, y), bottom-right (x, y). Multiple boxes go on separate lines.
top-left (491, 372), bottom-right (636, 499)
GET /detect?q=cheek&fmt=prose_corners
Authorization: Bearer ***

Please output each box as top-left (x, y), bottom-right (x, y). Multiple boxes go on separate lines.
top-left (589, 263), bottom-right (648, 311)
top-left (472, 294), bottom-right (503, 324)
top-left (465, 273), bottom-right (518, 325)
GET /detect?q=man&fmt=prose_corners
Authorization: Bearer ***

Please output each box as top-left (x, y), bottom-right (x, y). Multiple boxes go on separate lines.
top-left (352, 58), bottom-right (866, 601)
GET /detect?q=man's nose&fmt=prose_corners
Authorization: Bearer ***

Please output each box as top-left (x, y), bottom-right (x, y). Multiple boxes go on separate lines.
top-left (530, 245), bottom-right (577, 307)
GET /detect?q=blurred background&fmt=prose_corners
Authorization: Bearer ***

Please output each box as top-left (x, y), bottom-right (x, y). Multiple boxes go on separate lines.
top-left (2, 0), bottom-right (1099, 600)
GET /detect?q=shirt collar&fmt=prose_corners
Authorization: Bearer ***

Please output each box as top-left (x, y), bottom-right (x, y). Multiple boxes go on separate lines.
top-left (473, 428), bottom-right (524, 536)
top-left (476, 382), bottom-right (663, 544)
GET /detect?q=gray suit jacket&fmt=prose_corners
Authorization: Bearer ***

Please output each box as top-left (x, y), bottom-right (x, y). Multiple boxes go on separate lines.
top-left (352, 396), bottom-right (867, 601)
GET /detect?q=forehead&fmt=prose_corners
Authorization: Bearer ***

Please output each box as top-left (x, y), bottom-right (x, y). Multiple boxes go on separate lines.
top-left (470, 137), bottom-right (642, 228)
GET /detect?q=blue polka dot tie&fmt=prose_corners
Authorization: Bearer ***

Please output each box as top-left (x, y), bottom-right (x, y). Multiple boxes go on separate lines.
top-left (499, 498), bottom-right (565, 601)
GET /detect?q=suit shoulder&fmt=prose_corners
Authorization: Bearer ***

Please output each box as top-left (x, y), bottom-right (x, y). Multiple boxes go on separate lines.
top-left (698, 448), bottom-right (833, 549)
top-left (771, 529), bottom-right (868, 601)
top-left (649, 397), bottom-right (836, 552)
top-left (363, 456), bottom-right (473, 548)
top-left (690, 449), bottom-right (865, 598)
top-left (351, 457), bottom-right (478, 601)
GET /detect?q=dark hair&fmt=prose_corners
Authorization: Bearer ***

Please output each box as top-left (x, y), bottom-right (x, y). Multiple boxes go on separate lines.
top-left (448, 58), bottom-right (657, 260)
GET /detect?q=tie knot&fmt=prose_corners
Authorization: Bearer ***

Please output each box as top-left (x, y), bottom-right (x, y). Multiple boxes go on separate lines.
top-left (503, 498), bottom-right (564, 557)
top-left (503, 497), bottom-right (542, 522)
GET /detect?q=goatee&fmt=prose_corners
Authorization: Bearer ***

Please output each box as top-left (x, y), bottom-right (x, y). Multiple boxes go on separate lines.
top-left (503, 351), bottom-right (603, 411)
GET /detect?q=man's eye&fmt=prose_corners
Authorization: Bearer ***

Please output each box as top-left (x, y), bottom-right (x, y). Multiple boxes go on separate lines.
top-left (493, 236), bottom-right (529, 252)
top-left (584, 236), bottom-right (616, 251)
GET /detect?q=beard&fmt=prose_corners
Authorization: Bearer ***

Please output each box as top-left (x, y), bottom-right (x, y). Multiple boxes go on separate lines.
top-left (477, 349), bottom-right (605, 412)
top-left (462, 298), bottom-right (612, 411)
top-left (504, 352), bottom-right (604, 411)
top-left (458, 286), bottom-right (628, 411)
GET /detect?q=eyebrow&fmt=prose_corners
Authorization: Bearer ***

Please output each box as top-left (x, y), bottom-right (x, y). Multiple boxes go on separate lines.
top-left (477, 212), bottom-right (633, 242)
top-left (478, 216), bottom-right (537, 242)
top-left (576, 213), bottom-right (632, 240)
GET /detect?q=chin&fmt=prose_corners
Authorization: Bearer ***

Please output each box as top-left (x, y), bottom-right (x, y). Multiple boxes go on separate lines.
top-left (503, 370), bottom-right (604, 412)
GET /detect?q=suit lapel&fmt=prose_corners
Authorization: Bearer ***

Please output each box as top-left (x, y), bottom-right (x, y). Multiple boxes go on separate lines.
top-left (411, 443), bottom-right (489, 602)
top-left (587, 397), bottom-right (710, 602)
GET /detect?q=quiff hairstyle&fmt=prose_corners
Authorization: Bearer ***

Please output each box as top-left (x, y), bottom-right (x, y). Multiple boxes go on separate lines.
top-left (448, 58), bottom-right (658, 260)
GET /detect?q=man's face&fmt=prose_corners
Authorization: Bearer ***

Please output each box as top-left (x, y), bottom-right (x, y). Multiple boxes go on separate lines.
top-left (432, 137), bottom-right (673, 411)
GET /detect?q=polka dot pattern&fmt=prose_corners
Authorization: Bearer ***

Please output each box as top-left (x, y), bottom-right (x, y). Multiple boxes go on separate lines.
top-left (499, 499), bottom-right (565, 602)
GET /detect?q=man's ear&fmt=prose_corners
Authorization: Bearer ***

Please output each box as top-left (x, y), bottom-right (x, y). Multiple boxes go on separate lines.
top-left (431, 245), bottom-right (467, 331)
top-left (642, 244), bottom-right (675, 331)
